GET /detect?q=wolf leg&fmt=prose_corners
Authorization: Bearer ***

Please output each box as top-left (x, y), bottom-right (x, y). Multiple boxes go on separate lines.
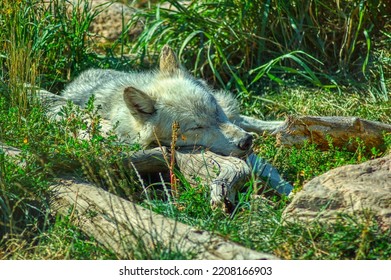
top-left (247, 153), bottom-right (293, 196)
top-left (233, 115), bottom-right (284, 134)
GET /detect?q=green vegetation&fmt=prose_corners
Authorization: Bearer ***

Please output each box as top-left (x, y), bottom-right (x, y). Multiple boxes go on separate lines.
top-left (1, 0), bottom-right (390, 259)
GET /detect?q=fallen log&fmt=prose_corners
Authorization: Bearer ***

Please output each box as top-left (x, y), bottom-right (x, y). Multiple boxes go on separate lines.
top-left (0, 143), bottom-right (22, 158)
top-left (0, 140), bottom-right (285, 211)
top-left (273, 116), bottom-right (391, 152)
top-left (49, 178), bottom-right (278, 260)
top-left (0, 139), bottom-right (251, 210)
top-left (1, 143), bottom-right (277, 259)
top-left (123, 147), bottom-right (252, 210)
top-left (174, 148), bottom-right (251, 211)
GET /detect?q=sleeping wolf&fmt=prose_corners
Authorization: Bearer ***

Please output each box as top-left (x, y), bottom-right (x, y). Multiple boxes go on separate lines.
top-left (62, 46), bottom-right (255, 156)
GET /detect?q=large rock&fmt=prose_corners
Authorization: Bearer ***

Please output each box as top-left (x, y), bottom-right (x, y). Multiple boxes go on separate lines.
top-left (283, 154), bottom-right (391, 229)
top-left (44, 0), bottom-right (143, 43)
top-left (88, 0), bottom-right (142, 42)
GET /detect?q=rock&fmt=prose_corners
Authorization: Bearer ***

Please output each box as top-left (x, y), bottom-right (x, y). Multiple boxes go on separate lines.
top-left (88, 0), bottom-right (142, 42)
top-left (283, 154), bottom-right (391, 229)
top-left (43, 0), bottom-right (143, 43)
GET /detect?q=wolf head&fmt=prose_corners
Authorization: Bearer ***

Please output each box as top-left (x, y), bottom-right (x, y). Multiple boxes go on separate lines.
top-left (122, 45), bottom-right (253, 157)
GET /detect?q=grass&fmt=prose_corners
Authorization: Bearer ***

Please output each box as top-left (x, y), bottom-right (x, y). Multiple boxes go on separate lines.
top-left (0, 0), bottom-right (390, 260)
top-left (256, 87), bottom-right (391, 122)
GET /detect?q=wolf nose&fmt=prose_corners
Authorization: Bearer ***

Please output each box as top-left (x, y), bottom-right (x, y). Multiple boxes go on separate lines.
top-left (238, 134), bottom-right (253, 151)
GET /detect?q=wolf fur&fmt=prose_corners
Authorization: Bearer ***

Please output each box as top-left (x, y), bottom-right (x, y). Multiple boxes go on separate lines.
top-left (62, 45), bottom-right (254, 156)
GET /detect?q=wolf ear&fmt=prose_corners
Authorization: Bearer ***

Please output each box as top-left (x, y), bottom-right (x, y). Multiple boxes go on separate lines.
top-left (159, 45), bottom-right (181, 74)
top-left (123, 87), bottom-right (156, 119)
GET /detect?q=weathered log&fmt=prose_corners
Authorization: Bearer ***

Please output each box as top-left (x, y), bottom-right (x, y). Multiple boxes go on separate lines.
top-left (49, 178), bottom-right (278, 260)
top-left (123, 147), bottom-right (169, 174)
top-left (127, 147), bottom-right (252, 210)
top-left (0, 141), bottom-right (251, 209)
top-left (1, 143), bottom-right (277, 258)
top-left (175, 148), bottom-right (251, 211)
top-left (273, 116), bottom-right (391, 151)
top-left (0, 143), bottom-right (22, 158)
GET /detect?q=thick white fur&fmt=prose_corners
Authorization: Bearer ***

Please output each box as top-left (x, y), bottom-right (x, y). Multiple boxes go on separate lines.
top-left (62, 46), bottom-right (253, 156)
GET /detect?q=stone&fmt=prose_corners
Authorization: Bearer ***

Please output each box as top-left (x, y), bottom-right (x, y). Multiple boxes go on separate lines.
top-left (283, 154), bottom-right (391, 229)
top-left (88, 0), bottom-right (142, 42)
top-left (43, 0), bottom-right (143, 43)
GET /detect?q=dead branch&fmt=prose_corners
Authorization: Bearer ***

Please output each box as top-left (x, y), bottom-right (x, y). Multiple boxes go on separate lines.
top-left (273, 116), bottom-right (391, 151)
top-left (175, 148), bottom-right (251, 211)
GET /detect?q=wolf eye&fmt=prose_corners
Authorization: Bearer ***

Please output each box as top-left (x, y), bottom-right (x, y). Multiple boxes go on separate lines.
top-left (190, 125), bottom-right (203, 131)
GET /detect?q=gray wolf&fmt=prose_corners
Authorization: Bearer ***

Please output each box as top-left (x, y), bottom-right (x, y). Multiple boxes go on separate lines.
top-left (62, 46), bottom-right (256, 156)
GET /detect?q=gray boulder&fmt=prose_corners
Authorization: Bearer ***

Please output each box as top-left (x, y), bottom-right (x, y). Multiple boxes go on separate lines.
top-left (283, 154), bottom-right (391, 229)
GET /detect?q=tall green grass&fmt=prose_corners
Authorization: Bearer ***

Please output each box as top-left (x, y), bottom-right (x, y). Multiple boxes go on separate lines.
top-left (0, 0), bottom-right (139, 259)
top-left (1, 0), bottom-right (40, 114)
top-left (132, 0), bottom-right (389, 94)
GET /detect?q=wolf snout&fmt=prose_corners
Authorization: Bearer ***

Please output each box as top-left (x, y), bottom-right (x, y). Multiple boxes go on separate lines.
top-left (238, 134), bottom-right (253, 151)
